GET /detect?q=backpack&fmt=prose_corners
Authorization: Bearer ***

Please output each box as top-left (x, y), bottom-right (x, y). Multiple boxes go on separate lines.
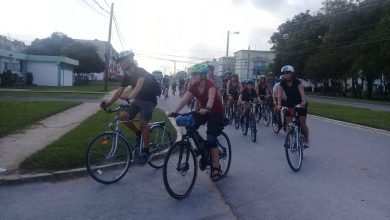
top-left (150, 75), bottom-right (162, 96)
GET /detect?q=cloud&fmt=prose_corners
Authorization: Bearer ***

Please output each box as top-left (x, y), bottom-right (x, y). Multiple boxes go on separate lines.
top-left (233, 0), bottom-right (287, 11)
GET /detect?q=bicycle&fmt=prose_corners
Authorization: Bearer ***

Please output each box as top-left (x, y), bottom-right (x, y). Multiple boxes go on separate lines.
top-left (272, 107), bottom-right (285, 134)
top-left (225, 95), bottom-right (237, 125)
top-left (86, 103), bottom-right (173, 184)
top-left (240, 101), bottom-right (257, 142)
top-left (283, 105), bottom-right (306, 172)
top-left (256, 95), bottom-right (271, 126)
top-left (163, 112), bottom-right (232, 199)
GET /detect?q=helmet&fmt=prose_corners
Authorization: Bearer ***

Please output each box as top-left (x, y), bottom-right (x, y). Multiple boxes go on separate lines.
top-left (281, 65), bottom-right (294, 73)
top-left (247, 79), bottom-right (255, 85)
top-left (241, 79), bottom-right (247, 84)
top-left (232, 73), bottom-right (238, 78)
top-left (259, 75), bottom-right (267, 79)
top-left (190, 64), bottom-right (208, 75)
top-left (116, 51), bottom-right (134, 63)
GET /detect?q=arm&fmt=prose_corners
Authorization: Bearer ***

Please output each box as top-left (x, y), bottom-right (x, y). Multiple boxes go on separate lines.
top-left (277, 85), bottom-right (283, 110)
top-left (172, 91), bottom-right (193, 113)
top-left (205, 87), bottom-right (216, 109)
top-left (125, 77), bottom-right (145, 100)
top-left (267, 84), bottom-right (273, 96)
top-left (298, 84), bottom-right (306, 106)
top-left (103, 87), bottom-right (126, 107)
top-left (226, 80), bottom-right (231, 95)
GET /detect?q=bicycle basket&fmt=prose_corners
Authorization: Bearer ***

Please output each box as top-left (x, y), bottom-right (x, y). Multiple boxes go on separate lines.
top-left (176, 115), bottom-right (196, 129)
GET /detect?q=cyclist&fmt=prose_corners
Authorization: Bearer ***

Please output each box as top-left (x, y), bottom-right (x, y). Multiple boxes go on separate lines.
top-left (226, 73), bottom-right (240, 113)
top-left (221, 72), bottom-right (231, 104)
top-left (179, 78), bottom-right (185, 96)
top-left (101, 51), bottom-right (161, 164)
top-left (267, 72), bottom-right (276, 89)
top-left (171, 79), bottom-right (177, 96)
top-left (256, 75), bottom-right (273, 103)
top-left (207, 65), bottom-right (222, 94)
top-left (276, 65), bottom-right (310, 148)
top-left (273, 75), bottom-right (287, 130)
top-left (162, 75), bottom-right (170, 97)
top-left (169, 63), bottom-right (224, 182)
top-left (239, 79), bottom-right (258, 122)
top-left (240, 79), bottom-right (247, 93)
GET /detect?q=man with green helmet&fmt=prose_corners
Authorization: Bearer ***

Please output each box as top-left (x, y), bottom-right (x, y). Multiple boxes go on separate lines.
top-left (169, 63), bottom-right (225, 181)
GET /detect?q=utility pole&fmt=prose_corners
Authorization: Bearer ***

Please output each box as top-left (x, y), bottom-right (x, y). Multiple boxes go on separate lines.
top-left (173, 61), bottom-right (176, 76)
top-left (247, 46), bottom-right (250, 79)
top-left (104, 3), bottom-right (114, 91)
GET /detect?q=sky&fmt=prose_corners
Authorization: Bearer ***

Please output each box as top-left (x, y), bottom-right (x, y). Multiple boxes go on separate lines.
top-left (1, 0), bottom-right (323, 74)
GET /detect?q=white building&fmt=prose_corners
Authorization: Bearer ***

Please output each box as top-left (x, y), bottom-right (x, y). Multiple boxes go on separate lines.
top-left (234, 50), bottom-right (275, 80)
top-left (0, 48), bottom-right (78, 86)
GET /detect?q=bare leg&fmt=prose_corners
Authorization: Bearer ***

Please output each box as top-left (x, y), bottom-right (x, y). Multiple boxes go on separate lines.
top-left (299, 116), bottom-right (309, 140)
top-left (140, 119), bottom-right (150, 150)
top-left (120, 112), bottom-right (139, 134)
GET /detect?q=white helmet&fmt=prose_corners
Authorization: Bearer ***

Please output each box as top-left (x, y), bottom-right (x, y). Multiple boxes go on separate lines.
top-left (281, 65), bottom-right (294, 73)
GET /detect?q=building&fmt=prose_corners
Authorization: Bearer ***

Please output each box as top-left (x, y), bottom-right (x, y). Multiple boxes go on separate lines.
top-left (234, 50), bottom-right (275, 80)
top-left (76, 39), bottom-right (118, 80)
top-left (0, 48), bottom-right (78, 86)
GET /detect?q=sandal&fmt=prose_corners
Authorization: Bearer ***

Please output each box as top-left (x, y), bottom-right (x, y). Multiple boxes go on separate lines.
top-left (210, 166), bottom-right (223, 182)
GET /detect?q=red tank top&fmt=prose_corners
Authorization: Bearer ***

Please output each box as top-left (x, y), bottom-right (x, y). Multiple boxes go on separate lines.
top-left (188, 79), bottom-right (224, 115)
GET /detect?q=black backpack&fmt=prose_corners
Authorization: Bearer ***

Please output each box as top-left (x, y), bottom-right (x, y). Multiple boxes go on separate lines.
top-left (150, 75), bottom-right (162, 96)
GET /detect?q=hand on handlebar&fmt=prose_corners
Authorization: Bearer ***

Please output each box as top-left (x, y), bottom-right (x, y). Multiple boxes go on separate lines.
top-left (100, 101), bottom-right (108, 109)
top-left (168, 112), bottom-right (178, 117)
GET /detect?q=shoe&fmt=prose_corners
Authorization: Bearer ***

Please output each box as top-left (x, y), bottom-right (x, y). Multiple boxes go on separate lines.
top-left (303, 140), bottom-right (310, 149)
top-left (199, 156), bottom-right (207, 171)
top-left (0, 168), bottom-right (7, 175)
top-left (134, 149), bottom-right (150, 166)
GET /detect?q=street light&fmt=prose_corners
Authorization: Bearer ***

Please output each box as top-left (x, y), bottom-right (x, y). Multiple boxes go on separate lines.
top-left (226, 30), bottom-right (239, 58)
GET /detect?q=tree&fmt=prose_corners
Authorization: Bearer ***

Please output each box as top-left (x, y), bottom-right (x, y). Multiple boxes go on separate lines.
top-left (61, 42), bottom-right (105, 83)
top-left (24, 32), bottom-right (74, 56)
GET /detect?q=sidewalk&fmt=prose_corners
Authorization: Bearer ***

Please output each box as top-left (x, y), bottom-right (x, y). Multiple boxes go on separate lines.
top-left (0, 90), bottom-right (116, 174)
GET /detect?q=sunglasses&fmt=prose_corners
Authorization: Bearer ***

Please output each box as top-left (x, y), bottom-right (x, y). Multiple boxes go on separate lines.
top-left (282, 71), bottom-right (292, 75)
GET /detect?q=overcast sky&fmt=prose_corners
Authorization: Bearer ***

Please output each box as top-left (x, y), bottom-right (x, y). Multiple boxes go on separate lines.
top-left (1, 0), bottom-right (323, 73)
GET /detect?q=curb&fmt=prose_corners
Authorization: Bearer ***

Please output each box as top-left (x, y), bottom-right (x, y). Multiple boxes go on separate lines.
top-left (308, 114), bottom-right (390, 136)
top-left (0, 111), bottom-right (182, 186)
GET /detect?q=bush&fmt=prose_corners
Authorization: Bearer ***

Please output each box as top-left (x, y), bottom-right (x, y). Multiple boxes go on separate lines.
top-left (0, 70), bottom-right (23, 87)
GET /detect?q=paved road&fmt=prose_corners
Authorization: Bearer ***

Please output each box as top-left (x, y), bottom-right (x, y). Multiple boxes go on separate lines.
top-left (1, 93), bottom-right (389, 219)
top-left (308, 95), bottom-right (390, 112)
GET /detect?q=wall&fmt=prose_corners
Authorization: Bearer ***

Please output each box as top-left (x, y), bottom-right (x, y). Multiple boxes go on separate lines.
top-left (26, 61), bottom-right (58, 86)
top-left (61, 64), bottom-right (74, 86)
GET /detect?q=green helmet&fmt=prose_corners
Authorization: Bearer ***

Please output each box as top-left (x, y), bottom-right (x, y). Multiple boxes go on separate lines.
top-left (190, 64), bottom-right (208, 75)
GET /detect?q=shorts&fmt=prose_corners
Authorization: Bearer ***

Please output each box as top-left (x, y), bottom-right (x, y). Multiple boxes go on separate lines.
top-left (285, 106), bottom-right (307, 117)
top-left (195, 112), bottom-right (224, 149)
top-left (123, 98), bottom-right (157, 121)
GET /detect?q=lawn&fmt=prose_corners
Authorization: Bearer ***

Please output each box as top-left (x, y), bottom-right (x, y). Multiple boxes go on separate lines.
top-left (19, 108), bottom-right (176, 172)
top-left (0, 81), bottom-right (121, 99)
top-left (309, 102), bottom-right (390, 131)
top-left (0, 100), bottom-right (80, 138)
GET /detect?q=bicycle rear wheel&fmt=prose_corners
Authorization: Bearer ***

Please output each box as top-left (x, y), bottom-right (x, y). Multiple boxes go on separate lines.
top-left (163, 141), bottom-right (197, 199)
top-left (148, 125), bottom-right (173, 169)
top-left (241, 116), bottom-right (248, 136)
top-left (284, 128), bottom-right (303, 172)
top-left (234, 107), bottom-right (240, 129)
top-left (86, 132), bottom-right (131, 184)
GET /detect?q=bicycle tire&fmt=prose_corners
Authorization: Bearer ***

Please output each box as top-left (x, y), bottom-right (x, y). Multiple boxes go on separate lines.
top-left (234, 107), bottom-right (240, 129)
top-left (163, 141), bottom-right (197, 199)
top-left (86, 132), bottom-right (132, 184)
top-left (148, 125), bottom-right (173, 169)
top-left (241, 116), bottom-right (248, 136)
top-left (284, 128), bottom-right (303, 172)
top-left (249, 113), bottom-right (257, 142)
top-left (263, 106), bottom-right (271, 126)
top-left (217, 132), bottom-right (232, 177)
top-left (272, 112), bottom-right (281, 134)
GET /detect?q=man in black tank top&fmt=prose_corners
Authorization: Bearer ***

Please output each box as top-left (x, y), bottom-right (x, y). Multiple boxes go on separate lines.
top-left (276, 65), bottom-right (310, 148)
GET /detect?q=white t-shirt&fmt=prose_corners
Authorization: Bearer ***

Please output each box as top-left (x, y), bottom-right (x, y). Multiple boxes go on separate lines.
top-left (273, 82), bottom-right (287, 101)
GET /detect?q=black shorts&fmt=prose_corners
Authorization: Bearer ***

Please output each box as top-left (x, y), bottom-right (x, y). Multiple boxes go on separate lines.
top-left (285, 107), bottom-right (307, 117)
top-left (195, 112), bottom-right (224, 149)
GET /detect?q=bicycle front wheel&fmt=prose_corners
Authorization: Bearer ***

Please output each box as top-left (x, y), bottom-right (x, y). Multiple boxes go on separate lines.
top-left (284, 128), bottom-right (303, 172)
top-left (163, 141), bottom-right (197, 199)
top-left (148, 125), bottom-right (173, 169)
top-left (249, 113), bottom-right (257, 142)
top-left (272, 112), bottom-right (281, 134)
top-left (86, 132), bottom-right (132, 184)
top-left (217, 132), bottom-right (232, 177)
top-left (263, 106), bottom-right (271, 126)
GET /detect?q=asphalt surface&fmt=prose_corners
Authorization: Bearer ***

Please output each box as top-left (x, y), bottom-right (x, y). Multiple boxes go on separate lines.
top-left (1, 92), bottom-right (390, 219)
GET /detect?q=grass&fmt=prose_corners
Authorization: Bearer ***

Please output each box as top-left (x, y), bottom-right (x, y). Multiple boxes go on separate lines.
top-left (0, 100), bottom-right (80, 138)
top-left (19, 108), bottom-right (176, 172)
top-left (0, 81), bottom-right (121, 99)
top-left (309, 102), bottom-right (390, 131)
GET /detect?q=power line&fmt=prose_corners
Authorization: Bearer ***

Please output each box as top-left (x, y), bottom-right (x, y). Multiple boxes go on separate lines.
top-left (113, 16), bottom-right (126, 50)
top-left (81, 0), bottom-right (108, 17)
top-left (103, 0), bottom-right (110, 8)
top-left (91, 0), bottom-right (110, 14)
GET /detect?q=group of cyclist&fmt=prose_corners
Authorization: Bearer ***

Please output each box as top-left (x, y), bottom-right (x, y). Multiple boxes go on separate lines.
top-left (101, 50), bottom-right (310, 182)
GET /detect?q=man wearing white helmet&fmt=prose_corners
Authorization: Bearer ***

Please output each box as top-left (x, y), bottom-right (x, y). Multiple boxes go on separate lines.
top-left (276, 65), bottom-right (310, 148)
top-left (101, 51), bottom-right (162, 164)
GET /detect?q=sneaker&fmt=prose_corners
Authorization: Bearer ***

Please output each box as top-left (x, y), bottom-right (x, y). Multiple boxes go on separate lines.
top-left (0, 168), bottom-right (7, 175)
top-left (303, 140), bottom-right (310, 149)
top-left (199, 156), bottom-right (208, 171)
